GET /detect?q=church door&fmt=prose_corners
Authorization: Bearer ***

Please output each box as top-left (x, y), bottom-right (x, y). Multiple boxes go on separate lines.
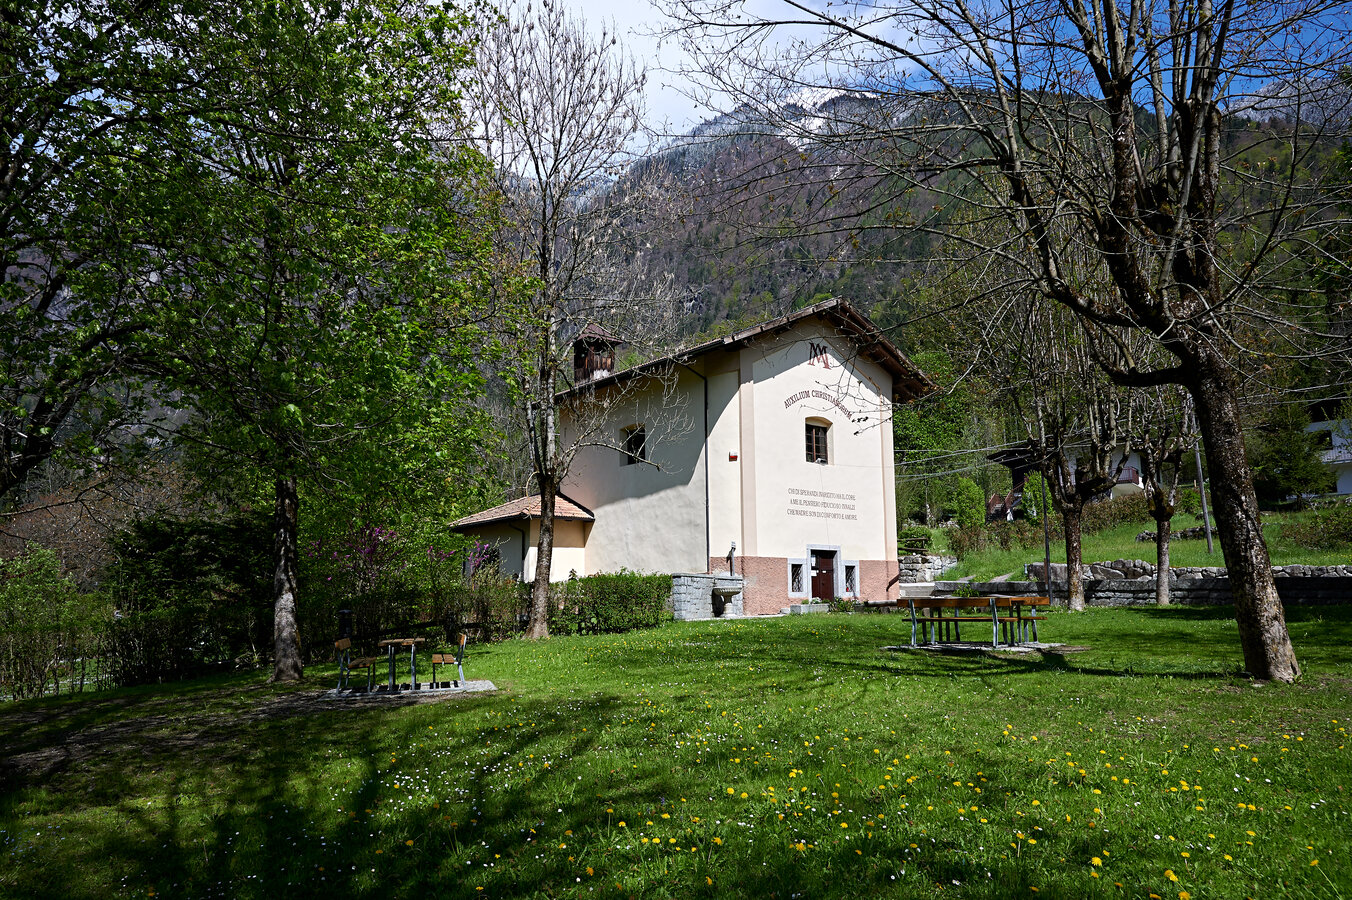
top-left (810, 549), bottom-right (837, 601)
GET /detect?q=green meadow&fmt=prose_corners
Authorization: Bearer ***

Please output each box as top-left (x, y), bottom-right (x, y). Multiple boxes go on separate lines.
top-left (3, 607), bottom-right (1350, 899)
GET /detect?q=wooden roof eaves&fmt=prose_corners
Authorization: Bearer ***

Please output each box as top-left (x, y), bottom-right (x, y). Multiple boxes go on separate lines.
top-left (555, 297), bottom-right (935, 403)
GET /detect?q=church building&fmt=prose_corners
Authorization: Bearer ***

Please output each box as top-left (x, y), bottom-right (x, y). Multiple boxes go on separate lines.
top-left (450, 298), bottom-right (933, 615)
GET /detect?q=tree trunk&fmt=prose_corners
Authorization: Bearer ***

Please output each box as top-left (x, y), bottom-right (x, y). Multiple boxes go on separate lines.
top-left (1062, 504), bottom-right (1085, 611)
top-left (1190, 365), bottom-right (1299, 682)
top-left (270, 474), bottom-right (304, 682)
top-left (1155, 514), bottom-right (1171, 606)
top-left (525, 474), bottom-right (556, 640)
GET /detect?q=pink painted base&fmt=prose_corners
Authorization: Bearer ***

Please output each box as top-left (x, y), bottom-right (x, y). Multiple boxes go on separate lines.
top-left (709, 555), bottom-right (900, 615)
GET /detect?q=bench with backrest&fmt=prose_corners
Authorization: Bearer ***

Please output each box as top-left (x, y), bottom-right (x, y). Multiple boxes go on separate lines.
top-left (905, 596), bottom-right (1050, 648)
top-left (334, 638), bottom-right (382, 691)
top-left (430, 632), bottom-right (469, 687)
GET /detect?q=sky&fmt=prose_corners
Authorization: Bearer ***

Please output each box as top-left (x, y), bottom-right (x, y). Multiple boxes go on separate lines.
top-left (555, 0), bottom-right (711, 135)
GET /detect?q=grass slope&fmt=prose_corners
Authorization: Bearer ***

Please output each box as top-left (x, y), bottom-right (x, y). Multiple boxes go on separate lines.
top-left (2, 608), bottom-right (1350, 899)
top-left (942, 512), bottom-right (1350, 581)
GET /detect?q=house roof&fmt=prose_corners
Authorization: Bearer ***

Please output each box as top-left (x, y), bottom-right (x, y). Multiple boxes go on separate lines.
top-left (558, 297), bottom-right (935, 403)
top-left (450, 493), bottom-right (595, 531)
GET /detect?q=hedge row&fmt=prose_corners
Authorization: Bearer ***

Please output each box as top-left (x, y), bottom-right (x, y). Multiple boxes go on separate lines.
top-left (550, 571), bottom-right (672, 636)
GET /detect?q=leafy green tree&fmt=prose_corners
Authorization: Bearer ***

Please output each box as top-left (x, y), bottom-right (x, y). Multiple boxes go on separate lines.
top-left (1250, 405), bottom-right (1336, 506)
top-left (949, 478), bottom-right (986, 530)
top-left (0, 1), bottom-right (213, 501)
top-left (147, 0), bottom-right (493, 681)
top-left (892, 352), bottom-right (975, 525)
top-left (1021, 473), bottom-right (1052, 523)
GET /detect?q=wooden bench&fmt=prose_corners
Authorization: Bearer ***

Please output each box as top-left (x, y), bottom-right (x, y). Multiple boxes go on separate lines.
top-left (430, 633), bottom-right (468, 687)
top-left (334, 638), bottom-right (381, 691)
top-left (906, 596), bottom-right (1050, 648)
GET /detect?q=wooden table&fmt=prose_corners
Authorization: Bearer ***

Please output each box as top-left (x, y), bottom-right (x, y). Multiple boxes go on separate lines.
top-left (377, 637), bottom-right (427, 689)
top-left (905, 596), bottom-right (1050, 648)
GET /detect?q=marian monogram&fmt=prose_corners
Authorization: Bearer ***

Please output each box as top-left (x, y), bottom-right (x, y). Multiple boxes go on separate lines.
top-left (807, 340), bottom-right (831, 368)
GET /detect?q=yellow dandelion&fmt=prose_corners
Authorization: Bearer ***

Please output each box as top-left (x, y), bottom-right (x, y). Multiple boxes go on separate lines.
top-left (1165, 869), bottom-right (1178, 882)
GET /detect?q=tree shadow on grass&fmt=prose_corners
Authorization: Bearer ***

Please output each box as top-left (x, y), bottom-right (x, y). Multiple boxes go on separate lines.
top-left (3, 684), bottom-right (1064, 900)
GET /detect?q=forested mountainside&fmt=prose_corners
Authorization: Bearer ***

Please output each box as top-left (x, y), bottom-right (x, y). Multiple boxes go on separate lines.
top-left (621, 86), bottom-right (1351, 359)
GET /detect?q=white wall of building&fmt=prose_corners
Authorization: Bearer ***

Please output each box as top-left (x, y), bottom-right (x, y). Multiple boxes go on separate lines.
top-left (564, 366), bottom-right (709, 575)
top-left (1308, 419), bottom-right (1352, 495)
top-left (742, 324), bottom-right (895, 564)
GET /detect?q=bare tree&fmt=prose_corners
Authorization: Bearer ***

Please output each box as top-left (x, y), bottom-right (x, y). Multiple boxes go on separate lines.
top-left (1133, 387), bottom-right (1195, 605)
top-left (973, 296), bottom-right (1131, 609)
top-left (467, 0), bottom-right (683, 639)
top-left (660, 0), bottom-right (1352, 680)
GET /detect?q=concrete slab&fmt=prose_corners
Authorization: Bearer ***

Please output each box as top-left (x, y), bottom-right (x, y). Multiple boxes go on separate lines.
top-left (325, 680), bottom-right (497, 699)
top-left (882, 642), bottom-right (1068, 655)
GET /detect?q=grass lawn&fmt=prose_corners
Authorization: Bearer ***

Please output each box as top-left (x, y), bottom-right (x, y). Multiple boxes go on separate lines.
top-left (941, 512), bottom-right (1350, 581)
top-left (2, 608), bottom-right (1350, 899)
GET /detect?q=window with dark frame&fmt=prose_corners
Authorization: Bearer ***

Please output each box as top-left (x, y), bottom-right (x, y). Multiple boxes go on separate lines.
top-left (805, 421), bottom-right (829, 464)
top-left (622, 425), bottom-right (646, 465)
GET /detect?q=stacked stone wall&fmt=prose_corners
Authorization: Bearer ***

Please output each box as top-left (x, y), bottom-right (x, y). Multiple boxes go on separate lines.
top-left (935, 577), bottom-right (1351, 607)
top-left (898, 554), bottom-right (958, 583)
top-left (670, 573), bottom-right (746, 620)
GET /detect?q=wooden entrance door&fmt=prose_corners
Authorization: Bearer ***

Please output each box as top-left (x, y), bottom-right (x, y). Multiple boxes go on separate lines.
top-left (810, 550), bottom-right (836, 601)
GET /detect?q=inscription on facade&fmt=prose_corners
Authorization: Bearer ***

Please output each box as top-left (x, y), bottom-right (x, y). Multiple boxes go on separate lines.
top-left (787, 487), bottom-right (858, 520)
top-left (783, 389), bottom-right (855, 420)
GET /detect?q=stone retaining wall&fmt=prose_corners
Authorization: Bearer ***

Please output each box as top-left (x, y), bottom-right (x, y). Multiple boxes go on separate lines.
top-left (1026, 561), bottom-right (1352, 581)
top-left (898, 554), bottom-right (958, 583)
top-left (934, 578), bottom-right (1351, 606)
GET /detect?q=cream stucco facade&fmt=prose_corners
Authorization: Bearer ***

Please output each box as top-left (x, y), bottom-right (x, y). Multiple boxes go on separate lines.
top-left (452, 299), bottom-right (931, 615)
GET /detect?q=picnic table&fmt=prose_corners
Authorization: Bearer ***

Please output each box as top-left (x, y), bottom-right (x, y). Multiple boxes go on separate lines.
top-left (906, 595), bottom-right (1050, 649)
top-left (378, 637), bottom-right (427, 690)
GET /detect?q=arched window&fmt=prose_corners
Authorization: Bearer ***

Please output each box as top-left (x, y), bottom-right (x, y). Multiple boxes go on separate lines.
top-left (805, 417), bottom-right (831, 464)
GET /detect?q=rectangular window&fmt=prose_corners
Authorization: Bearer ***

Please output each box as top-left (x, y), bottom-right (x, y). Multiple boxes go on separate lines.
top-left (844, 564), bottom-right (858, 595)
top-left (805, 423), bottom-right (828, 464)
top-left (622, 425), bottom-right (646, 465)
top-left (788, 559), bottom-right (809, 597)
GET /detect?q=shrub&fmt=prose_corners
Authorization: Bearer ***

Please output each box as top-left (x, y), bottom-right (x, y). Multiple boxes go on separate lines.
top-left (947, 525), bottom-right (986, 560)
top-left (950, 478), bottom-right (986, 530)
top-left (1177, 485), bottom-right (1203, 517)
top-left (897, 525), bottom-right (932, 551)
top-left (1080, 492), bottom-right (1150, 533)
top-left (550, 571), bottom-right (672, 636)
top-left (1284, 503), bottom-right (1352, 550)
top-left (829, 596), bottom-right (856, 613)
top-left (443, 568), bottom-right (528, 642)
top-left (989, 519), bottom-right (1044, 552)
top-left (103, 513), bottom-right (272, 686)
top-left (0, 546), bottom-right (108, 700)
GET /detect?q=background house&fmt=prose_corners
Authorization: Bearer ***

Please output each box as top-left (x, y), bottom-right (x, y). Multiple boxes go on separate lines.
top-left (452, 298), bottom-right (932, 615)
top-left (1307, 419), bottom-right (1352, 495)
